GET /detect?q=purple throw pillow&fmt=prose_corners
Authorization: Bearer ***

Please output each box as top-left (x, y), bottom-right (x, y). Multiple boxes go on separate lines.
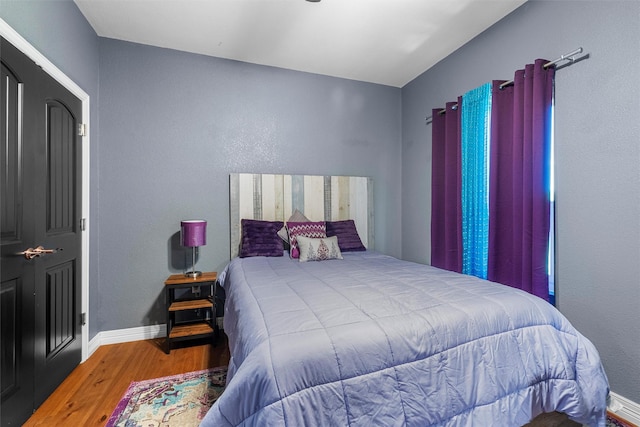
top-left (240, 219), bottom-right (284, 258)
top-left (325, 220), bottom-right (366, 252)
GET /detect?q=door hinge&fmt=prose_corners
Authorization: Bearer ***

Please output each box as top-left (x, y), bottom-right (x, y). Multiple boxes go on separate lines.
top-left (78, 123), bottom-right (87, 137)
top-left (81, 312), bottom-right (87, 326)
top-left (81, 218), bottom-right (87, 231)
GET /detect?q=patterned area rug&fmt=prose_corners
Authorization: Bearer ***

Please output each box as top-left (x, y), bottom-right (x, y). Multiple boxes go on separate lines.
top-left (106, 367), bottom-right (226, 427)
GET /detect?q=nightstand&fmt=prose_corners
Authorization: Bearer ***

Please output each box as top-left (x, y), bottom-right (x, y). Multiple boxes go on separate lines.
top-left (164, 271), bottom-right (217, 354)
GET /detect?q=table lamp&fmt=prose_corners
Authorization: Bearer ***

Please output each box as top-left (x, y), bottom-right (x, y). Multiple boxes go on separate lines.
top-left (181, 219), bottom-right (207, 278)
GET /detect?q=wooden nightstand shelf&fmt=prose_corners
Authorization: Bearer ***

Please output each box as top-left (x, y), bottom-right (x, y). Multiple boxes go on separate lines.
top-left (164, 271), bottom-right (217, 354)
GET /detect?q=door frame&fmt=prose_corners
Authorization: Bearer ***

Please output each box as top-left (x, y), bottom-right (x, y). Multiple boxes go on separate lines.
top-left (1, 18), bottom-right (91, 362)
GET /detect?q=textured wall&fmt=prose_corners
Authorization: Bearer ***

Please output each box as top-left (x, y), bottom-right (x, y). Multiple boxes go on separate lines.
top-left (401, 0), bottom-right (640, 402)
top-left (97, 38), bottom-right (402, 334)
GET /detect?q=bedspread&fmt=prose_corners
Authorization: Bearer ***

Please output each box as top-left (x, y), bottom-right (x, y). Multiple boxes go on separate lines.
top-left (200, 251), bottom-right (608, 427)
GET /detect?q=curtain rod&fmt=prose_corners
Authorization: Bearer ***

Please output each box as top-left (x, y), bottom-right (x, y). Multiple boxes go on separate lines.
top-left (424, 47), bottom-right (584, 125)
top-left (498, 47), bottom-right (583, 89)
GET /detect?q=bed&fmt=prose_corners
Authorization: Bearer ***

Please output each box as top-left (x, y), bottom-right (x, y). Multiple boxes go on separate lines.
top-left (200, 173), bottom-right (608, 427)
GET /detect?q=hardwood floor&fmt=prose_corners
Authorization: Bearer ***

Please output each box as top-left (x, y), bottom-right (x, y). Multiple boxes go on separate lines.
top-left (24, 335), bottom-right (229, 426)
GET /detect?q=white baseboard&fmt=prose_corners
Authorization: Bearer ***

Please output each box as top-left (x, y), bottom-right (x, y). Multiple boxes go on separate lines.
top-left (609, 392), bottom-right (640, 425)
top-left (86, 318), bottom-right (224, 360)
top-left (87, 324), bottom-right (166, 358)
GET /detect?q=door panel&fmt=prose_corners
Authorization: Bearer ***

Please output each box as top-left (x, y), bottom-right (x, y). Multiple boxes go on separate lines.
top-left (1, 61), bottom-right (22, 242)
top-left (45, 262), bottom-right (76, 357)
top-left (0, 278), bottom-right (20, 398)
top-left (47, 101), bottom-right (76, 233)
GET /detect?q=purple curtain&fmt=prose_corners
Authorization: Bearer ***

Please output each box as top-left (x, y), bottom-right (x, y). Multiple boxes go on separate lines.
top-left (488, 59), bottom-right (555, 300)
top-left (431, 100), bottom-right (462, 273)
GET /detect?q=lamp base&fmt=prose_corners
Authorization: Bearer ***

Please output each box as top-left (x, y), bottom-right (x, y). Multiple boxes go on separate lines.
top-left (184, 270), bottom-right (202, 278)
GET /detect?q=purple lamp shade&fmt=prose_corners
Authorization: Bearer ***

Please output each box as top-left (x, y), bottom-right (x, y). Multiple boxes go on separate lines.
top-left (181, 220), bottom-right (207, 247)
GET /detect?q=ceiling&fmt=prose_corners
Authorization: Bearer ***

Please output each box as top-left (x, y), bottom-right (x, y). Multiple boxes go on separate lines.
top-left (74, 0), bottom-right (526, 88)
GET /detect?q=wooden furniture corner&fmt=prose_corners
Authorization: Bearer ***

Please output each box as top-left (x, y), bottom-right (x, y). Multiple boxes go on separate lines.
top-left (164, 272), bottom-right (218, 354)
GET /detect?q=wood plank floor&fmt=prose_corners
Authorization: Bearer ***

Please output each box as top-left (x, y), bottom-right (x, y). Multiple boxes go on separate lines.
top-left (24, 336), bottom-right (229, 426)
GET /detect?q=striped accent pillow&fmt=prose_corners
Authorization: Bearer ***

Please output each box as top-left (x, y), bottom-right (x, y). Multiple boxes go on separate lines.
top-left (286, 222), bottom-right (326, 258)
top-left (277, 209), bottom-right (310, 243)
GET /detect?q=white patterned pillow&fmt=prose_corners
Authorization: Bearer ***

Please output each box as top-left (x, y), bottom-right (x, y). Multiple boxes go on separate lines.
top-left (296, 235), bottom-right (343, 262)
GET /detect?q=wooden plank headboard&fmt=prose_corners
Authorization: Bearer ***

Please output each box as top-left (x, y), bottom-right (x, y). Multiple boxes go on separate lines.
top-left (230, 173), bottom-right (374, 258)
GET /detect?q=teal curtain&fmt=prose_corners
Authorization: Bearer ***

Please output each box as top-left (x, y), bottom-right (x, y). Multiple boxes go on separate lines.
top-left (461, 83), bottom-right (492, 278)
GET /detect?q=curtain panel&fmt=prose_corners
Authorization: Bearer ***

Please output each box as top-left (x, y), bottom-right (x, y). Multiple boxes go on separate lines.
top-left (431, 100), bottom-right (462, 273)
top-left (488, 59), bottom-right (554, 300)
top-left (461, 83), bottom-right (492, 279)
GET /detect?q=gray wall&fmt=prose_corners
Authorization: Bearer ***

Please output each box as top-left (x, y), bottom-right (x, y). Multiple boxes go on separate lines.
top-left (402, 0), bottom-right (640, 402)
top-left (96, 39), bottom-right (402, 333)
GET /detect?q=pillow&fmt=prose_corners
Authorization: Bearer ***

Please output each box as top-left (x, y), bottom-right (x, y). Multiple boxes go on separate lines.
top-left (325, 219), bottom-right (366, 252)
top-left (297, 235), bottom-right (343, 262)
top-left (239, 219), bottom-right (284, 258)
top-left (286, 221), bottom-right (326, 258)
top-left (277, 209), bottom-right (310, 243)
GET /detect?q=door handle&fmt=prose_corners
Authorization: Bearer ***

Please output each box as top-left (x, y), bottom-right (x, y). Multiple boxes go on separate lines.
top-left (18, 246), bottom-right (63, 260)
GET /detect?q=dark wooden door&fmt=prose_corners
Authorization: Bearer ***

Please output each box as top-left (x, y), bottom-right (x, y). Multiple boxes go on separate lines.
top-left (32, 60), bottom-right (83, 408)
top-left (1, 35), bottom-right (39, 427)
top-left (1, 37), bottom-right (83, 426)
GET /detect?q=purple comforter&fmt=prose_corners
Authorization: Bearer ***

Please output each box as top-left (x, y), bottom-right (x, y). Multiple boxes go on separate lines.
top-left (200, 251), bottom-right (608, 426)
